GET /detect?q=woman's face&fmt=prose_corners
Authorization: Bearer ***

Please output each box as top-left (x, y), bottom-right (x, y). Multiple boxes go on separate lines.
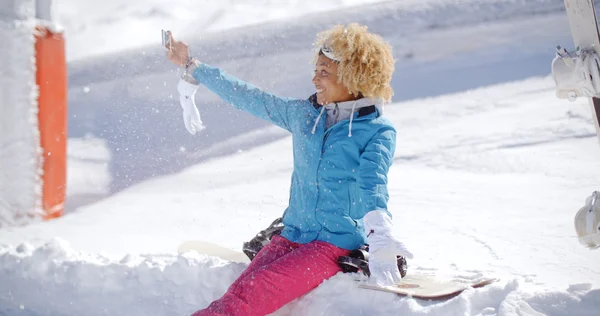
top-left (312, 54), bottom-right (356, 105)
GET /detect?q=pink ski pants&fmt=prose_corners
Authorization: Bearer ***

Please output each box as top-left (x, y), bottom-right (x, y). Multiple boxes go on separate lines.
top-left (191, 234), bottom-right (350, 316)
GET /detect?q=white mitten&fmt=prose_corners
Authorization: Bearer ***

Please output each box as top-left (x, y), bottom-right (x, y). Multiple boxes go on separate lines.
top-left (177, 78), bottom-right (205, 135)
top-left (363, 210), bottom-right (413, 286)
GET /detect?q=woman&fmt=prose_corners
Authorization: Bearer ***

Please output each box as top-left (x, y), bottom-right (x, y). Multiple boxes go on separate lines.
top-left (166, 23), bottom-right (413, 316)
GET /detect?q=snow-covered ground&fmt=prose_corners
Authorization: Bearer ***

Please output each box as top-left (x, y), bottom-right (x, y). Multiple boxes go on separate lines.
top-left (2, 0), bottom-right (600, 315)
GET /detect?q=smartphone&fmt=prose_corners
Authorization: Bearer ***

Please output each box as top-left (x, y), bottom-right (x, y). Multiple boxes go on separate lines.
top-left (161, 29), bottom-right (171, 50)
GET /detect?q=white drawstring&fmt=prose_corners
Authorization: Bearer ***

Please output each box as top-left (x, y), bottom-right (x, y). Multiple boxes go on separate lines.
top-left (348, 101), bottom-right (357, 137)
top-left (311, 106), bottom-right (326, 134)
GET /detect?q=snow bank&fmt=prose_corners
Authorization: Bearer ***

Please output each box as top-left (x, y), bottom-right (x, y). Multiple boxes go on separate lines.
top-left (0, 239), bottom-right (245, 315)
top-left (1, 240), bottom-right (598, 316)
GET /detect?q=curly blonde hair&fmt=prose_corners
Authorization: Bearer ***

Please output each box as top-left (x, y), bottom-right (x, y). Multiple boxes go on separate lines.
top-left (312, 23), bottom-right (395, 103)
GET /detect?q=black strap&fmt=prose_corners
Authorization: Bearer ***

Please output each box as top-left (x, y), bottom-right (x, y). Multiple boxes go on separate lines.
top-left (358, 105), bottom-right (376, 117)
top-left (307, 93), bottom-right (376, 118)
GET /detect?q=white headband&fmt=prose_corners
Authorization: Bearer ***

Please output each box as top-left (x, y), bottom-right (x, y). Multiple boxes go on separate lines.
top-left (320, 45), bottom-right (340, 61)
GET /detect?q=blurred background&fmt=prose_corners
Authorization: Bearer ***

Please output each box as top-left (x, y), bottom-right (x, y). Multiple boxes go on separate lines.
top-left (61, 0), bottom-right (572, 210)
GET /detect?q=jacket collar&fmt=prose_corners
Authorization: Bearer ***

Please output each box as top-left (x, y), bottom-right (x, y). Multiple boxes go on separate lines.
top-left (308, 94), bottom-right (379, 136)
top-left (308, 93), bottom-right (376, 118)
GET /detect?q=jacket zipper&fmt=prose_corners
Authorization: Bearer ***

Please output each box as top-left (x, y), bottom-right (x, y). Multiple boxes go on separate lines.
top-left (311, 104), bottom-right (376, 238)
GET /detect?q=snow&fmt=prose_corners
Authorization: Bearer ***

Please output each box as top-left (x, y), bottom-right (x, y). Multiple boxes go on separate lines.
top-left (0, 0), bottom-right (43, 226)
top-left (56, 0), bottom-right (388, 61)
top-left (1, 0), bottom-right (600, 315)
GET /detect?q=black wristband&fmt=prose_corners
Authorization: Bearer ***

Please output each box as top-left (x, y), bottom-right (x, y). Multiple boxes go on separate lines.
top-left (184, 57), bottom-right (194, 70)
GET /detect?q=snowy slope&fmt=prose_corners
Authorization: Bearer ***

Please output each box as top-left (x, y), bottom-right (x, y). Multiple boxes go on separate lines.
top-left (64, 0), bottom-right (575, 198)
top-left (2, 0), bottom-right (600, 315)
top-left (57, 0), bottom-right (388, 61)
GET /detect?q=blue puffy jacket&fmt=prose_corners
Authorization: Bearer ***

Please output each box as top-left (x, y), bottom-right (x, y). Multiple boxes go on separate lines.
top-left (192, 64), bottom-right (396, 251)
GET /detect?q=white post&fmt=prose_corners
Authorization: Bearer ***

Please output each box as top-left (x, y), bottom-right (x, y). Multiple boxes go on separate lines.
top-left (0, 0), bottom-right (42, 227)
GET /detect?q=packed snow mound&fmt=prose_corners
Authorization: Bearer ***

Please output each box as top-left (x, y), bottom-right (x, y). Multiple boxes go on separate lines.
top-left (0, 239), bottom-right (245, 315)
top-left (1, 240), bottom-right (599, 316)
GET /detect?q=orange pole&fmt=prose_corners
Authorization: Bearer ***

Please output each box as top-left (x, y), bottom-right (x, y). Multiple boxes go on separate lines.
top-left (35, 26), bottom-right (67, 220)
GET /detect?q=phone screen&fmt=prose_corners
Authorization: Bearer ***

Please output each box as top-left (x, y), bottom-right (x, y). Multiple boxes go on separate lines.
top-left (161, 30), bottom-right (171, 49)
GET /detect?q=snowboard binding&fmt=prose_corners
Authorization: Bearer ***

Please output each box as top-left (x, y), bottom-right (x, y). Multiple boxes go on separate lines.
top-left (337, 246), bottom-right (407, 278)
top-left (574, 191), bottom-right (600, 249)
top-left (552, 45), bottom-right (600, 101)
top-left (552, 0), bottom-right (600, 250)
top-left (242, 217), bottom-right (408, 278)
top-left (242, 217), bottom-right (284, 260)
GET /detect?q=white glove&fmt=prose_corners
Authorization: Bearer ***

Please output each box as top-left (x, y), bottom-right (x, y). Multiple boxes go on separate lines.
top-left (363, 210), bottom-right (413, 286)
top-left (177, 78), bottom-right (205, 135)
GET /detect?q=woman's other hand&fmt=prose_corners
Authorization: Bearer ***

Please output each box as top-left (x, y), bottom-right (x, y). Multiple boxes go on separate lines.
top-left (165, 31), bottom-right (190, 67)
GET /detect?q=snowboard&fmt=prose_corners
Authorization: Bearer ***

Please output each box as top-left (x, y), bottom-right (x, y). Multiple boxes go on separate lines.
top-left (564, 0), bottom-right (600, 144)
top-left (177, 240), bottom-right (250, 263)
top-left (359, 274), bottom-right (498, 300)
